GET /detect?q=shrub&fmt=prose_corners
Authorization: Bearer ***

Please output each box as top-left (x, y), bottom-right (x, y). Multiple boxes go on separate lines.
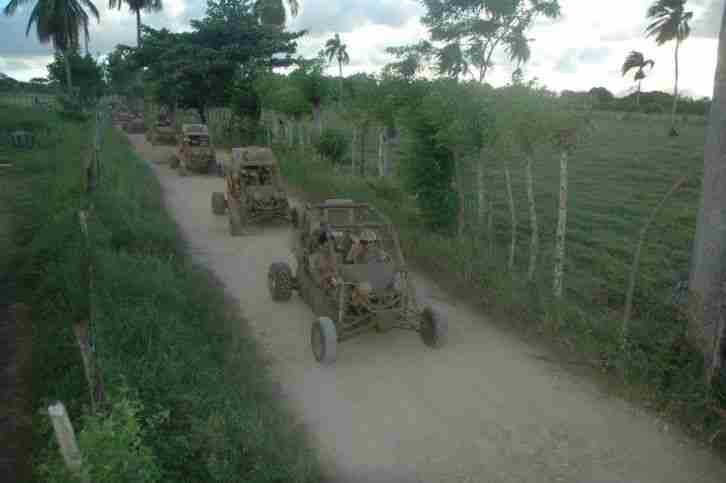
top-left (315, 128), bottom-right (349, 165)
top-left (37, 389), bottom-right (162, 483)
top-left (643, 103), bottom-right (665, 115)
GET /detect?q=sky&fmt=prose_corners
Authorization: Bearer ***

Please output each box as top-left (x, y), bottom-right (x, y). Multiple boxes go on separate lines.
top-left (0, 0), bottom-right (723, 98)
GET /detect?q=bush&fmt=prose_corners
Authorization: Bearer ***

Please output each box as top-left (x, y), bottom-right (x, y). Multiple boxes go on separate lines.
top-left (315, 128), bottom-right (349, 165)
top-left (37, 389), bottom-right (162, 483)
top-left (643, 103), bottom-right (665, 115)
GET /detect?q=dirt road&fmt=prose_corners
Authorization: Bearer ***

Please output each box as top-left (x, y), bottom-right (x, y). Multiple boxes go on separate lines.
top-left (129, 134), bottom-right (726, 483)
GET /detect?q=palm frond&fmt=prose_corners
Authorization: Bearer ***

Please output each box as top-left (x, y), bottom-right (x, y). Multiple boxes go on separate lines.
top-left (622, 51), bottom-right (645, 76)
top-left (144, 0), bottom-right (162, 13)
top-left (80, 0), bottom-right (100, 21)
top-left (4, 0), bottom-right (35, 16)
top-left (339, 47), bottom-right (350, 65)
top-left (645, 0), bottom-right (692, 44)
top-left (26, 3), bottom-right (42, 36)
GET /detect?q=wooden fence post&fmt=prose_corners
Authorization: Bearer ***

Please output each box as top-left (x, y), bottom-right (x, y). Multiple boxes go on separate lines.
top-left (48, 402), bottom-right (90, 483)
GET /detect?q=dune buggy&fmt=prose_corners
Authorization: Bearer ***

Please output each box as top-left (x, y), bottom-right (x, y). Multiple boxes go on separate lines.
top-left (170, 124), bottom-right (216, 176)
top-left (148, 110), bottom-right (176, 146)
top-left (267, 199), bottom-right (447, 364)
top-left (211, 146), bottom-right (292, 236)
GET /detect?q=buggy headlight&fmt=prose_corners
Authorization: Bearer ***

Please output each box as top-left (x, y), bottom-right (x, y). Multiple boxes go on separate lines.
top-left (393, 271), bottom-right (406, 292)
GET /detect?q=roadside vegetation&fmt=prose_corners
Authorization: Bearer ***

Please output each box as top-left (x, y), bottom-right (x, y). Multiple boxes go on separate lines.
top-left (275, 104), bottom-right (726, 447)
top-left (0, 104), bottom-right (322, 482)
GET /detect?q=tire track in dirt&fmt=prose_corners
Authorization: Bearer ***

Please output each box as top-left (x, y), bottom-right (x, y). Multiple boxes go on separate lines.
top-left (128, 133), bottom-right (726, 483)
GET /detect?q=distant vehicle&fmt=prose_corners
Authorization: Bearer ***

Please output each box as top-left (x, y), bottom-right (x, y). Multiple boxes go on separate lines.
top-left (268, 199), bottom-right (447, 364)
top-left (170, 124), bottom-right (216, 176)
top-left (211, 146), bottom-right (292, 236)
top-left (148, 109), bottom-right (176, 146)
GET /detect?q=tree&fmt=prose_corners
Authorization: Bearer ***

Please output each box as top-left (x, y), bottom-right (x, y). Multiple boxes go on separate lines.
top-left (324, 33), bottom-right (350, 106)
top-left (3, 0), bottom-right (100, 93)
top-left (495, 85), bottom-right (554, 280)
top-left (621, 51), bottom-right (655, 108)
top-left (589, 86), bottom-right (615, 107)
top-left (288, 53), bottom-right (331, 142)
top-left (689, 2), bottom-right (726, 384)
top-left (134, 0), bottom-right (302, 122)
top-left (104, 45), bottom-right (138, 97)
top-left (420, 0), bottom-right (561, 82)
top-left (253, 0), bottom-right (299, 26)
top-left (48, 49), bottom-right (105, 105)
top-left (384, 41), bottom-right (435, 80)
top-left (646, 0), bottom-right (693, 135)
top-left (109, 0), bottom-right (162, 47)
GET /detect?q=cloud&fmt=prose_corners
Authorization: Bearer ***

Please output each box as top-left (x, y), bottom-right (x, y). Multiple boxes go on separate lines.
top-left (0, 0), bottom-right (721, 99)
top-left (554, 49), bottom-right (577, 74)
top-left (0, 54), bottom-right (53, 80)
top-left (577, 47), bottom-right (611, 64)
top-left (289, 0), bottom-right (423, 35)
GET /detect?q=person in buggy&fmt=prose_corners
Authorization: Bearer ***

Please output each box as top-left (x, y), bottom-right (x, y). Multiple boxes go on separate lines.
top-left (346, 229), bottom-right (390, 264)
top-left (310, 223), bottom-right (340, 292)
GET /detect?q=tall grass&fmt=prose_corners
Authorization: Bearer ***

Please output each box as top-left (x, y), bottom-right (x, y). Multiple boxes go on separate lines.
top-left (3, 106), bottom-right (322, 482)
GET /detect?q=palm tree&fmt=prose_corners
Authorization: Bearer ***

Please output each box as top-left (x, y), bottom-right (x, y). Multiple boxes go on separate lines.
top-left (253, 0), bottom-right (299, 27)
top-left (3, 0), bottom-right (100, 93)
top-left (645, 0), bottom-right (693, 136)
top-left (690, 0), bottom-right (726, 383)
top-left (108, 0), bottom-right (162, 47)
top-left (325, 33), bottom-right (350, 105)
top-left (621, 51), bottom-right (655, 108)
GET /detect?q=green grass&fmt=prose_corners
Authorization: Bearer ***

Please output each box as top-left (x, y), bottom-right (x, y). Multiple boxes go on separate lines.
top-left (2, 106), bottom-right (322, 482)
top-left (276, 117), bottom-right (726, 447)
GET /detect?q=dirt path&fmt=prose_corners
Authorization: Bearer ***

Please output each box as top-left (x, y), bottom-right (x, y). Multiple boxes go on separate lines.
top-left (129, 134), bottom-right (726, 483)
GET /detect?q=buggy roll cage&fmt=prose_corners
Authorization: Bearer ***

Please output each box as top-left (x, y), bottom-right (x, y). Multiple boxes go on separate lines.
top-left (304, 201), bottom-right (407, 272)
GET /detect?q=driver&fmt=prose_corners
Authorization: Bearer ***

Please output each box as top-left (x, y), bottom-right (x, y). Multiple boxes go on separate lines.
top-left (258, 167), bottom-right (271, 185)
top-left (311, 224), bottom-right (339, 291)
top-left (243, 167), bottom-right (260, 186)
top-left (158, 106), bottom-right (171, 125)
top-left (346, 229), bottom-right (389, 264)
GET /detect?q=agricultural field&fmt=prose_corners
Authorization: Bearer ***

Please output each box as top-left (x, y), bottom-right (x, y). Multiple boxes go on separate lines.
top-left (488, 116), bottom-right (704, 314)
top-left (0, 92), bottom-right (57, 109)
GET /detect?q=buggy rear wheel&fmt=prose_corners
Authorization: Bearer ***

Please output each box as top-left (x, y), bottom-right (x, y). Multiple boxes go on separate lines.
top-left (311, 317), bottom-right (337, 365)
top-left (290, 207), bottom-right (299, 228)
top-left (211, 192), bottom-right (227, 215)
top-left (420, 306), bottom-right (448, 349)
top-left (268, 262), bottom-right (293, 301)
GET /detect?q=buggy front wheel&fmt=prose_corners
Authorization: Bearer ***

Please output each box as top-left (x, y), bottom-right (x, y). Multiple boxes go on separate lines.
top-left (312, 317), bottom-right (337, 365)
top-left (420, 306), bottom-right (448, 349)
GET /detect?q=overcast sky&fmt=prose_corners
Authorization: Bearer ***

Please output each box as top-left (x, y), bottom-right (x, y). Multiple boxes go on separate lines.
top-left (0, 0), bottom-right (723, 98)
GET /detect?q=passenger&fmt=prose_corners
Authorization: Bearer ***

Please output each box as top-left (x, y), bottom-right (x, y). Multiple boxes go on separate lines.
top-left (259, 167), bottom-right (271, 185)
top-left (346, 229), bottom-right (389, 264)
